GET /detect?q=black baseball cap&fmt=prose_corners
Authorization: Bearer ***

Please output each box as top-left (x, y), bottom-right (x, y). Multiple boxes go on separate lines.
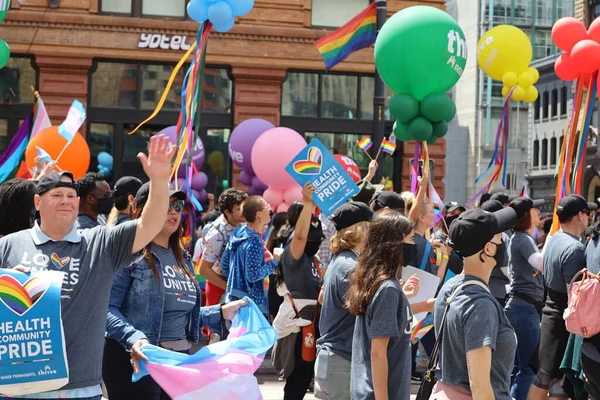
top-left (479, 192), bottom-right (493, 205)
top-left (556, 194), bottom-right (598, 219)
top-left (509, 197), bottom-right (545, 219)
top-left (371, 191), bottom-right (405, 211)
top-left (444, 201), bottom-right (466, 213)
top-left (36, 171), bottom-right (78, 196)
top-left (448, 207), bottom-right (517, 257)
top-left (490, 192), bottom-right (517, 204)
top-left (330, 201), bottom-right (373, 231)
top-left (480, 200), bottom-right (504, 213)
top-left (135, 182), bottom-right (186, 208)
top-left (113, 177), bottom-right (143, 198)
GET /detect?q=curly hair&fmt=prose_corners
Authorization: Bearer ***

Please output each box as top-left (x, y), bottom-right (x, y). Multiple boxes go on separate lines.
top-left (346, 210), bottom-right (414, 316)
top-left (218, 188), bottom-right (247, 213)
top-left (330, 221), bottom-right (369, 256)
top-left (77, 172), bottom-right (105, 199)
top-left (0, 179), bottom-right (36, 236)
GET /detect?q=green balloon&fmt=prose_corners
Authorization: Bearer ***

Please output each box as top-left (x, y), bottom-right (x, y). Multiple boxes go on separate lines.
top-left (389, 93), bottom-right (419, 122)
top-left (0, 10), bottom-right (7, 24)
top-left (421, 93), bottom-right (456, 122)
top-left (0, 40), bottom-right (10, 69)
top-left (393, 120), bottom-right (412, 142)
top-left (409, 117), bottom-right (433, 142)
top-left (432, 120), bottom-right (449, 138)
top-left (375, 6), bottom-right (467, 101)
top-left (426, 136), bottom-right (438, 145)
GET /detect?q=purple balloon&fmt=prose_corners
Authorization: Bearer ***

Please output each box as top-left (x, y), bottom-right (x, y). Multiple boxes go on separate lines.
top-left (191, 172), bottom-right (208, 191)
top-left (248, 185), bottom-right (263, 196)
top-left (251, 176), bottom-right (268, 192)
top-left (161, 125), bottom-right (206, 170)
top-left (229, 119), bottom-right (275, 173)
top-left (173, 178), bottom-right (188, 193)
top-left (190, 189), bottom-right (207, 204)
top-left (239, 170), bottom-right (254, 186)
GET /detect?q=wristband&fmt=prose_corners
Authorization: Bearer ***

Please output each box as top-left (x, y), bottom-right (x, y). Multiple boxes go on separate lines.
top-left (442, 254), bottom-right (449, 260)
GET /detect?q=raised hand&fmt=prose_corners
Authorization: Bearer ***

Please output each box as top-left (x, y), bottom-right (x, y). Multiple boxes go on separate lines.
top-left (302, 182), bottom-right (316, 204)
top-left (137, 134), bottom-right (177, 182)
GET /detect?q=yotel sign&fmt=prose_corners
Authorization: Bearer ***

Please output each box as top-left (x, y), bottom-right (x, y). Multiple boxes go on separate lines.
top-left (138, 34), bottom-right (192, 51)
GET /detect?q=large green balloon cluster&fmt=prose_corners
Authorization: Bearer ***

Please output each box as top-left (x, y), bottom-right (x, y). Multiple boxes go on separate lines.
top-left (390, 92), bottom-right (456, 145)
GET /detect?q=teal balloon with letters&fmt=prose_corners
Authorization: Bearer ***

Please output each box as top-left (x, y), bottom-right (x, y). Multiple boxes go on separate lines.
top-left (374, 6), bottom-right (467, 101)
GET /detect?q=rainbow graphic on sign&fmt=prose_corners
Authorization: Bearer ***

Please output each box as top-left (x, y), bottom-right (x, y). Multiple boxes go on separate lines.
top-left (293, 147), bottom-right (322, 175)
top-left (0, 275), bottom-right (50, 316)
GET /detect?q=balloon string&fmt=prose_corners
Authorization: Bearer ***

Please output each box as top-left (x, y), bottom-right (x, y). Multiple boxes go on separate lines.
top-left (573, 75), bottom-right (596, 193)
top-left (410, 142), bottom-right (422, 193)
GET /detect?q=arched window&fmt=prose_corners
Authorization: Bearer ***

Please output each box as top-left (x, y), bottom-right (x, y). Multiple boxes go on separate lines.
top-left (550, 136), bottom-right (557, 166)
top-left (534, 96), bottom-right (541, 121)
top-left (533, 139), bottom-right (540, 168)
top-left (541, 138), bottom-right (548, 167)
top-left (542, 92), bottom-right (549, 119)
top-left (551, 89), bottom-right (558, 117)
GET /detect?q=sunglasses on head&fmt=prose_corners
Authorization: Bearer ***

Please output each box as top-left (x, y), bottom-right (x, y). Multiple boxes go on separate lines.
top-left (169, 200), bottom-right (185, 213)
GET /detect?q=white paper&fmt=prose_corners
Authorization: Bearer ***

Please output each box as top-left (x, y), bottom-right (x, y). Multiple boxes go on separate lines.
top-left (401, 265), bottom-right (440, 322)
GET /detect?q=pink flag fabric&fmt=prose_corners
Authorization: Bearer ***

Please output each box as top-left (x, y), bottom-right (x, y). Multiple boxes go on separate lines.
top-left (134, 298), bottom-right (277, 400)
top-left (31, 98), bottom-right (52, 139)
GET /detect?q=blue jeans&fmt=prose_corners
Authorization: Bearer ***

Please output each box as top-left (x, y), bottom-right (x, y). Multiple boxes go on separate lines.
top-left (505, 302), bottom-right (541, 400)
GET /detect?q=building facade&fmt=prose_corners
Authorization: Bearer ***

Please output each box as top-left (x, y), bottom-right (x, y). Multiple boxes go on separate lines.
top-left (448, 0), bottom-right (573, 203)
top-left (0, 0), bottom-right (447, 197)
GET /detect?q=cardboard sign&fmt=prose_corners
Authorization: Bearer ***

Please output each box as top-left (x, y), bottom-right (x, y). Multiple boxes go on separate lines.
top-left (0, 270), bottom-right (68, 396)
top-left (285, 139), bottom-right (360, 216)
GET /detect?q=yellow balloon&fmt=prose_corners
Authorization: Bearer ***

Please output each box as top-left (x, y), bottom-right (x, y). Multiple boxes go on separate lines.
top-left (502, 72), bottom-right (518, 88)
top-left (207, 151), bottom-right (225, 176)
top-left (526, 67), bottom-right (540, 84)
top-left (513, 86), bottom-right (526, 101)
top-left (477, 25), bottom-right (533, 80)
top-left (502, 86), bottom-right (510, 98)
top-left (518, 72), bottom-right (534, 88)
top-left (524, 86), bottom-right (539, 103)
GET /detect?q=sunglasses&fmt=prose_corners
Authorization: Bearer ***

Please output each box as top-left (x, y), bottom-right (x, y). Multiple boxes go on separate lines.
top-left (169, 200), bottom-right (185, 213)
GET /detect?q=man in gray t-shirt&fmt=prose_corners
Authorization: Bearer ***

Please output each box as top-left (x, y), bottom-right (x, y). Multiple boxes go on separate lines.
top-left (0, 135), bottom-right (176, 399)
top-left (351, 280), bottom-right (412, 400)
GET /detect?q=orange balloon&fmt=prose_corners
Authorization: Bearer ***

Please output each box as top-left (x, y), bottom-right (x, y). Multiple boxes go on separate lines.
top-left (25, 126), bottom-right (90, 180)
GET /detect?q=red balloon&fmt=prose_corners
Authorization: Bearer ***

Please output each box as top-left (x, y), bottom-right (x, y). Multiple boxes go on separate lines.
top-left (588, 17), bottom-right (600, 44)
top-left (571, 39), bottom-right (600, 74)
top-left (555, 53), bottom-right (579, 81)
top-left (333, 154), bottom-right (361, 183)
top-left (552, 17), bottom-right (588, 52)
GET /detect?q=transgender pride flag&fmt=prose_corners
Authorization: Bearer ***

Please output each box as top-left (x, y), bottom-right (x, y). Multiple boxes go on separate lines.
top-left (134, 298), bottom-right (277, 400)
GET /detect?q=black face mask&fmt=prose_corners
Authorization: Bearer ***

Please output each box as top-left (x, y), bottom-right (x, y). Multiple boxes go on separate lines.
top-left (482, 241), bottom-right (505, 267)
top-left (304, 241), bottom-right (321, 257)
top-left (96, 197), bottom-right (115, 216)
top-left (403, 243), bottom-right (417, 265)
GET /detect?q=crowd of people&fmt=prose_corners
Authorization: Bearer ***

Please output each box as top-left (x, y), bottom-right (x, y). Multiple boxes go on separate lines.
top-left (0, 139), bottom-right (600, 400)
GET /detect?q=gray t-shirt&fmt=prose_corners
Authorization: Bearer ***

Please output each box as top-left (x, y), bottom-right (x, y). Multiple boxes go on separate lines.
top-left (585, 237), bottom-right (600, 275)
top-left (151, 244), bottom-right (197, 342)
top-left (434, 275), bottom-right (517, 400)
top-left (77, 214), bottom-right (101, 230)
top-left (350, 279), bottom-right (412, 400)
top-left (115, 213), bottom-right (131, 226)
top-left (543, 232), bottom-right (586, 293)
top-left (317, 250), bottom-right (357, 360)
top-left (0, 221), bottom-right (137, 391)
top-left (508, 231), bottom-right (544, 303)
top-left (281, 246), bottom-right (320, 300)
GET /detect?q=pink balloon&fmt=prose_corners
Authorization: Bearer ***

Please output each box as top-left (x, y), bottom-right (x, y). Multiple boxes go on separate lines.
top-left (283, 185), bottom-right (303, 204)
top-left (251, 127), bottom-right (306, 190)
top-left (277, 202), bottom-right (290, 213)
top-left (191, 172), bottom-right (208, 191)
top-left (263, 187), bottom-right (284, 208)
top-left (552, 17), bottom-right (588, 52)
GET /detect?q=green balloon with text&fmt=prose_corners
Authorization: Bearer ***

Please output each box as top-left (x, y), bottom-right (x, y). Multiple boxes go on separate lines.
top-left (375, 6), bottom-right (467, 101)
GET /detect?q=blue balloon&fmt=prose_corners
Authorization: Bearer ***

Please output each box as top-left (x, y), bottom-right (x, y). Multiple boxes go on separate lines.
top-left (212, 18), bottom-right (235, 32)
top-left (226, 0), bottom-right (254, 17)
top-left (208, 1), bottom-right (233, 28)
top-left (97, 152), bottom-right (114, 169)
top-left (187, 0), bottom-right (208, 22)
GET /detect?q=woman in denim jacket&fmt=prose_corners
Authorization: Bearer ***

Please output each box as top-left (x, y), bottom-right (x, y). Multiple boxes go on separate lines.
top-left (103, 183), bottom-right (246, 400)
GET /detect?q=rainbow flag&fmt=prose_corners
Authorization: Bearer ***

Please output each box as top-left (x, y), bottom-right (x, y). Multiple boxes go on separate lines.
top-left (134, 298), bottom-right (276, 400)
top-left (0, 115), bottom-right (32, 183)
top-left (381, 139), bottom-right (396, 155)
top-left (315, 2), bottom-right (377, 71)
top-left (411, 313), bottom-right (434, 341)
top-left (357, 137), bottom-right (373, 151)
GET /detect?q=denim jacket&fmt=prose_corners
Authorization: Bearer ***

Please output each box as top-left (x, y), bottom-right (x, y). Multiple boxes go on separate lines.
top-left (106, 248), bottom-right (223, 351)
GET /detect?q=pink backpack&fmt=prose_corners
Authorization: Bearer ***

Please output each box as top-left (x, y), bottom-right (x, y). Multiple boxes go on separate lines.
top-left (564, 269), bottom-right (600, 338)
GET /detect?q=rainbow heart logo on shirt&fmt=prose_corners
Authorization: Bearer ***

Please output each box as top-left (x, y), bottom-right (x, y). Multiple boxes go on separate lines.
top-left (293, 147), bottom-right (322, 175)
top-left (172, 266), bottom-right (186, 279)
top-left (51, 253), bottom-right (70, 269)
top-left (0, 275), bottom-right (50, 316)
